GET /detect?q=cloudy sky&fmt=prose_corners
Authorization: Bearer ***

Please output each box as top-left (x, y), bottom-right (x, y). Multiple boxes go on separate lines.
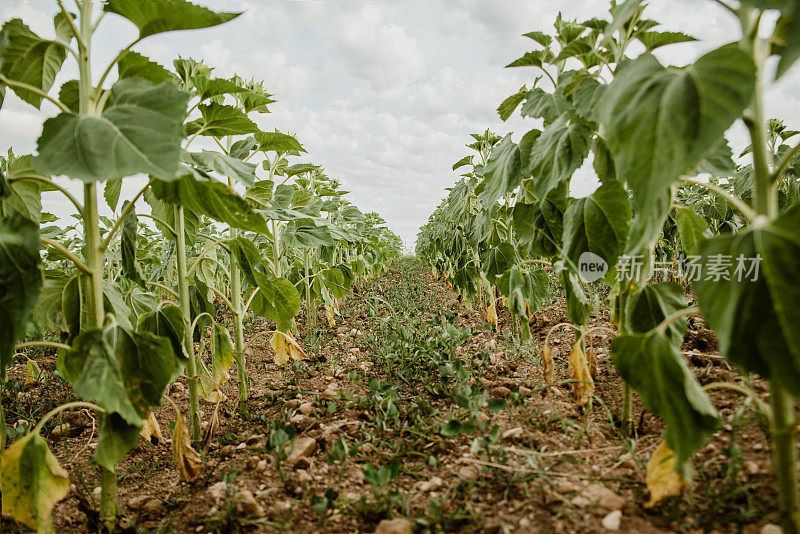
top-left (2, 0), bottom-right (799, 247)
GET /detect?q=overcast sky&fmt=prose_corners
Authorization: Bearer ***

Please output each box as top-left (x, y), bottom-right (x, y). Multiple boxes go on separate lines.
top-left (2, 0), bottom-right (799, 247)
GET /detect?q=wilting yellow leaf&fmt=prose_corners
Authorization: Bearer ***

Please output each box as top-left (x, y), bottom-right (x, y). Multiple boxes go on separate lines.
top-left (270, 332), bottom-right (308, 365)
top-left (0, 432), bottom-right (70, 532)
top-left (543, 344), bottom-right (555, 384)
top-left (645, 440), bottom-right (688, 508)
top-left (333, 298), bottom-right (340, 314)
top-left (586, 347), bottom-right (597, 380)
top-left (201, 403), bottom-right (220, 452)
top-left (325, 306), bottom-right (336, 328)
top-left (487, 302), bottom-right (498, 328)
top-left (139, 412), bottom-right (164, 445)
top-left (171, 412), bottom-right (203, 482)
top-left (25, 358), bottom-right (42, 384)
top-left (525, 301), bottom-right (536, 325)
top-left (568, 342), bottom-right (594, 407)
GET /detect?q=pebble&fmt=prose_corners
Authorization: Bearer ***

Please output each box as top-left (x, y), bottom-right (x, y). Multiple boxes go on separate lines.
top-left (501, 427), bottom-right (524, 440)
top-left (419, 476), bottom-right (443, 492)
top-left (286, 437), bottom-right (317, 465)
top-left (206, 482), bottom-right (227, 504)
top-left (142, 498), bottom-right (164, 515)
top-left (298, 402), bottom-right (315, 415)
top-left (601, 510), bottom-right (622, 530)
top-left (374, 518), bottom-right (414, 534)
top-left (573, 484), bottom-right (625, 511)
top-left (234, 489), bottom-right (264, 518)
top-left (761, 525), bottom-right (782, 534)
top-left (489, 386), bottom-right (512, 398)
top-left (458, 465), bottom-right (480, 480)
top-left (51, 423), bottom-right (74, 438)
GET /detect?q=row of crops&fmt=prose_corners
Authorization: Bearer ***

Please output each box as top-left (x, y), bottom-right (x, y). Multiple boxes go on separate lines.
top-left (0, 1), bottom-right (402, 532)
top-left (417, 1), bottom-right (800, 532)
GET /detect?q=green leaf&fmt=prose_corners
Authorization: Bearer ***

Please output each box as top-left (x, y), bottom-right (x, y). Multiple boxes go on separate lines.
top-left (185, 103), bottom-right (258, 137)
top-left (210, 321), bottom-right (234, 382)
top-left (250, 273), bottom-right (301, 332)
top-left (523, 31), bottom-right (552, 47)
top-left (190, 76), bottom-right (245, 101)
top-left (611, 332), bottom-right (719, 478)
top-left (487, 398), bottom-right (507, 412)
top-left (117, 51), bottom-right (173, 84)
top-left (520, 88), bottom-right (560, 123)
top-left (497, 85), bottom-right (527, 121)
top-left (695, 138), bottom-right (736, 178)
top-left (104, 0), bottom-right (240, 39)
top-left (63, 326), bottom-right (179, 427)
top-left (34, 79), bottom-right (189, 182)
top-left (94, 413), bottom-right (140, 472)
top-left (625, 282), bottom-right (688, 347)
top-left (182, 150), bottom-right (256, 187)
top-left (600, 44), bottom-right (756, 211)
top-left (321, 268), bottom-right (347, 299)
top-left (0, 431), bottom-right (70, 531)
top-left (230, 137), bottom-right (257, 160)
top-left (452, 156), bottom-right (473, 171)
top-left (602, 0), bottom-right (644, 44)
top-left (497, 267), bottom-right (549, 318)
top-left (506, 50), bottom-right (546, 68)
top-left (138, 305), bottom-right (186, 362)
top-left (637, 31), bottom-right (697, 50)
top-left (53, 11), bottom-right (77, 44)
top-left (120, 200), bottom-right (146, 287)
top-left (0, 19), bottom-right (67, 108)
top-left (478, 135), bottom-right (522, 207)
top-left (151, 173), bottom-right (268, 233)
top-left (1, 156), bottom-right (48, 223)
top-left (675, 206), bottom-right (709, 256)
top-left (254, 131), bottom-right (305, 154)
top-left (592, 136), bottom-right (616, 183)
top-left (694, 205), bottom-right (800, 398)
top-left (760, 0), bottom-right (800, 77)
top-left (0, 214), bottom-right (42, 373)
top-left (526, 115), bottom-right (593, 200)
top-left (440, 420), bottom-right (461, 437)
top-left (104, 177), bottom-right (122, 212)
top-left (561, 269), bottom-right (590, 325)
top-left (481, 243), bottom-right (517, 279)
top-left (562, 180), bottom-right (630, 272)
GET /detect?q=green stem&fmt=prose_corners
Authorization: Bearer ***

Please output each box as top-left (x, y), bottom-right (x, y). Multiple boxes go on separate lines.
top-left (229, 226), bottom-right (248, 416)
top-left (174, 205), bottom-right (200, 442)
top-left (304, 248), bottom-right (316, 334)
top-left (771, 383), bottom-right (800, 534)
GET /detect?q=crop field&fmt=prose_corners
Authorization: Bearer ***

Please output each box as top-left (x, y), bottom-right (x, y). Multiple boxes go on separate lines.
top-left (0, 1), bottom-right (799, 533)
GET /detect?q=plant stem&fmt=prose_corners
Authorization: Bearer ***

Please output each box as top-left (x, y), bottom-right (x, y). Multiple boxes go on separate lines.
top-left (771, 383), bottom-right (800, 534)
top-left (304, 248), bottom-right (316, 335)
top-left (229, 226), bottom-right (248, 416)
top-left (174, 205), bottom-right (200, 442)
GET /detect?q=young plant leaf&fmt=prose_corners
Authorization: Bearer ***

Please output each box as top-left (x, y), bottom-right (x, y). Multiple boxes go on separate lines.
top-left (104, 0), bottom-right (240, 39)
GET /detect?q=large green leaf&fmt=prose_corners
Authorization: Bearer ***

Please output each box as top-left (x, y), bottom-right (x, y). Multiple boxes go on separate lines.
top-left (675, 206), bottom-right (709, 256)
top-left (190, 76), bottom-right (245, 102)
top-left (182, 150), bottom-right (256, 187)
top-left (34, 79), bottom-right (189, 182)
top-left (612, 332), bottom-right (719, 478)
top-left (526, 115), bottom-right (593, 200)
top-left (1, 155), bottom-right (49, 223)
top-left (104, 0), bottom-right (240, 39)
top-left (93, 413), bottom-right (140, 472)
top-left (477, 134), bottom-right (522, 207)
top-left (151, 173), bottom-right (268, 233)
top-left (0, 431), bottom-right (70, 531)
top-left (600, 44), bottom-right (755, 211)
top-left (497, 85), bottom-right (527, 121)
top-left (694, 205), bottom-right (800, 398)
top-left (63, 325), bottom-right (179, 427)
top-left (185, 103), bottom-right (258, 137)
top-left (637, 31), bottom-right (697, 51)
top-left (520, 87), bottom-right (560, 123)
top-left (0, 19), bottom-right (67, 108)
top-left (497, 267), bottom-right (549, 317)
top-left (625, 282), bottom-right (688, 347)
top-left (250, 273), bottom-right (301, 332)
top-left (254, 131), bottom-right (305, 153)
top-left (562, 180), bottom-right (630, 271)
top-left (561, 269), bottom-right (590, 325)
top-left (0, 214), bottom-right (42, 374)
top-left (481, 243), bottom-right (517, 280)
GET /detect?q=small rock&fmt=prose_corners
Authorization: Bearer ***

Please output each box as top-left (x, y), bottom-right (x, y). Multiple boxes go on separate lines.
top-left (289, 413), bottom-right (307, 425)
top-left (93, 487), bottom-right (102, 496)
top-left (295, 470), bottom-right (313, 484)
top-left (234, 489), bottom-right (264, 518)
top-left (142, 498), bottom-right (164, 515)
top-left (286, 437), bottom-right (317, 465)
top-left (519, 386), bottom-right (532, 395)
top-left (51, 423), bottom-right (75, 438)
top-left (349, 347), bottom-right (360, 355)
top-left (489, 352), bottom-right (503, 365)
top-left (128, 495), bottom-right (150, 509)
top-left (358, 442), bottom-right (374, 454)
top-left (575, 484), bottom-right (625, 511)
top-left (257, 459), bottom-right (269, 471)
top-left (207, 482), bottom-right (227, 504)
top-left (285, 399), bottom-right (301, 409)
top-left (501, 427), bottom-right (524, 440)
top-left (601, 510), bottom-right (622, 531)
top-left (745, 460), bottom-right (760, 476)
top-left (761, 525), bottom-right (782, 534)
top-left (374, 518), bottom-right (414, 534)
top-left (458, 465), bottom-right (480, 480)
top-left (298, 402), bottom-right (315, 416)
top-left (490, 386), bottom-right (512, 398)
top-left (556, 479), bottom-right (581, 494)
top-left (245, 434), bottom-right (266, 446)
top-left (219, 445), bottom-right (235, 457)
top-left (419, 476), bottom-right (443, 492)
top-left (246, 456), bottom-right (260, 469)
